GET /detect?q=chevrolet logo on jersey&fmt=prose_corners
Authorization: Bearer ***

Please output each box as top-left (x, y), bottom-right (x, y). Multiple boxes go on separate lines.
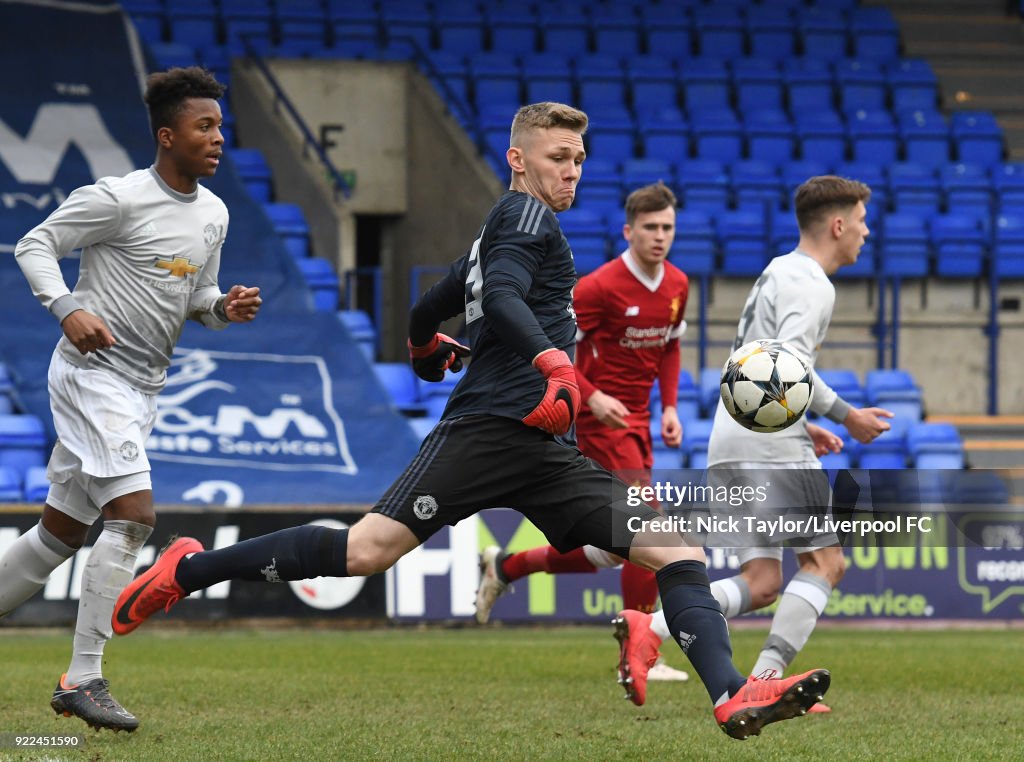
top-left (154, 256), bottom-right (199, 278)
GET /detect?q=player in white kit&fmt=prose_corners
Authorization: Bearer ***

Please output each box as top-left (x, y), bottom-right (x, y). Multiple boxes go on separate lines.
top-left (0, 67), bottom-right (261, 731)
top-left (614, 176), bottom-right (894, 709)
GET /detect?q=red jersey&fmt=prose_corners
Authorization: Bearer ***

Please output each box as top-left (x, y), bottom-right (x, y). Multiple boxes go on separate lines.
top-left (574, 252), bottom-right (689, 429)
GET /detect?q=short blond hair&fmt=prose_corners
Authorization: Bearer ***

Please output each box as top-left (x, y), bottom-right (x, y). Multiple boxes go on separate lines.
top-left (794, 175), bottom-right (872, 231)
top-left (510, 102), bottom-right (588, 147)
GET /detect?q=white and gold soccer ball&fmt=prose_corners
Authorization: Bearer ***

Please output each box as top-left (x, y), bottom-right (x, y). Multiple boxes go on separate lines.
top-left (720, 340), bottom-right (813, 433)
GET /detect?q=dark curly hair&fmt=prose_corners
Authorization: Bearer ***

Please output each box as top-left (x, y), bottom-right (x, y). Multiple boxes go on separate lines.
top-left (144, 66), bottom-right (226, 140)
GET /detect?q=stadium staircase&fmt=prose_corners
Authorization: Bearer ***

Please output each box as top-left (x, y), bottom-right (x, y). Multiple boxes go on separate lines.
top-left (873, 0), bottom-right (1024, 159)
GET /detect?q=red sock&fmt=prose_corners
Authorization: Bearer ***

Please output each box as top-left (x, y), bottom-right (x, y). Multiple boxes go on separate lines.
top-left (501, 546), bottom-right (597, 582)
top-left (621, 561), bottom-right (659, 613)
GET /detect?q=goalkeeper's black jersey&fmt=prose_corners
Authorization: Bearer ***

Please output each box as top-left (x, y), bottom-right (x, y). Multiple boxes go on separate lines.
top-left (408, 191), bottom-right (578, 429)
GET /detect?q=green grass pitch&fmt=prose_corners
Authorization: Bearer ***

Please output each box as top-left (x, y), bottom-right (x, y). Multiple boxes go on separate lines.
top-left (1, 626), bottom-right (1020, 761)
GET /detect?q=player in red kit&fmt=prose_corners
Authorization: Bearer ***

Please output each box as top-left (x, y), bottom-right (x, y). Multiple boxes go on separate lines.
top-left (476, 182), bottom-right (690, 682)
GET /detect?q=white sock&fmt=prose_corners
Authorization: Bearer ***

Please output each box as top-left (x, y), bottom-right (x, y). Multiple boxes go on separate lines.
top-left (709, 575), bottom-right (752, 618)
top-left (649, 608), bottom-right (670, 643)
top-left (66, 520), bottom-right (152, 685)
top-left (751, 571), bottom-right (831, 678)
top-left (0, 523), bottom-right (76, 616)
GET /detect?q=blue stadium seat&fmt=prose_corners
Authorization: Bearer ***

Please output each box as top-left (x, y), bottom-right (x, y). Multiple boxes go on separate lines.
top-left (0, 465), bottom-right (21, 502)
top-left (779, 160), bottom-right (829, 201)
top-left (382, 5), bottom-right (432, 50)
top-left (744, 109), bottom-right (795, 164)
top-left (865, 369), bottom-right (921, 402)
top-left (680, 59), bottom-right (731, 111)
top-left (941, 163), bottom-right (993, 218)
top-left (652, 448), bottom-right (684, 470)
top-left (881, 213), bottom-right (930, 277)
top-left (435, 8), bottom-right (485, 56)
top-left (639, 118), bottom-right (689, 162)
top-left (263, 203), bottom-right (311, 259)
top-left (887, 59), bottom-right (938, 113)
top-left (326, 0), bottom-right (378, 41)
top-left (799, 8), bottom-right (848, 62)
top-left (731, 159), bottom-right (783, 213)
top-left (621, 158), bottom-right (674, 189)
top-left (698, 367), bottom-right (722, 417)
top-left (682, 418), bottom-right (714, 467)
top-left (691, 109), bottom-right (743, 163)
top-left (951, 112), bottom-right (1004, 167)
top-left (858, 451), bottom-right (907, 469)
top-left (906, 422), bottom-right (964, 463)
top-left (817, 368), bottom-right (867, 407)
top-left (591, 9), bottom-right (641, 57)
top-left (487, 9), bottom-right (537, 53)
top-left (993, 213), bottom-right (1024, 276)
top-left (166, 1), bottom-right (219, 47)
top-left (717, 210), bottom-right (767, 275)
top-left (889, 162), bottom-right (942, 214)
top-left (559, 208), bottom-right (606, 246)
top-left (769, 209), bottom-right (799, 254)
top-left (992, 162), bottom-right (1024, 208)
top-left (586, 109), bottom-right (636, 165)
top-left (850, 7), bottom-right (901, 61)
top-left (148, 42), bottom-right (198, 71)
top-left (678, 159), bottom-right (731, 213)
top-left (644, 13), bottom-right (692, 62)
top-left (899, 110), bottom-right (951, 168)
top-left (470, 53), bottom-right (521, 110)
top-left (931, 213), bottom-right (988, 277)
top-left (336, 309), bottom-right (376, 358)
top-left (123, 0), bottom-right (164, 43)
top-left (672, 210), bottom-right (717, 275)
top-left (231, 148), bottom-right (273, 203)
top-left (733, 58), bottom-right (784, 112)
top-left (23, 465), bottom-right (49, 503)
top-left (746, 7), bottom-right (796, 60)
top-left (220, 0), bottom-right (273, 48)
top-left (795, 111), bottom-right (847, 165)
top-left (626, 56), bottom-right (680, 110)
top-left (575, 54), bottom-right (628, 113)
top-left (0, 414), bottom-right (48, 477)
top-left (276, 0), bottom-right (328, 45)
top-left (848, 109), bottom-right (899, 165)
top-left (783, 59), bottom-right (834, 112)
top-left (408, 417), bottom-right (438, 443)
top-left (835, 60), bottom-right (887, 113)
top-left (693, 7), bottom-right (746, 59)
top-left (372, 362), bottom-right (426, 415)
top-left (522, 53), bottom-right (574, 106)
top-left (572, 239), bottom-right (609, 276)
top-left (297, 258), bottom-right (340, 312)
top-left (539, 9), bottom-right (591, 56)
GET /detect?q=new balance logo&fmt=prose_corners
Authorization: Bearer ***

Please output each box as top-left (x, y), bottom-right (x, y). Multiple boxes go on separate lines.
top-left (625, 306), bottom-right (640, 316)
top-left (677, 631), bottom-right (697, 653)
top-left (261, 558), bottom-right (281, 583)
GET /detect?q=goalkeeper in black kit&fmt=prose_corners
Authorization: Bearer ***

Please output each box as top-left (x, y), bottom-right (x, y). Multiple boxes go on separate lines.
top-left (112, 103), bottom-right (831, 739)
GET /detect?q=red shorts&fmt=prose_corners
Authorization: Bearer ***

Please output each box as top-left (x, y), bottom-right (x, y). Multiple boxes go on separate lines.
top-left (577, 416), bottom-right (652, 475)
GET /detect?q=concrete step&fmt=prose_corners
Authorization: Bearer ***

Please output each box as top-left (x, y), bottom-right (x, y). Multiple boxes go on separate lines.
top-left (928, 416), bottom-right (1024, 468)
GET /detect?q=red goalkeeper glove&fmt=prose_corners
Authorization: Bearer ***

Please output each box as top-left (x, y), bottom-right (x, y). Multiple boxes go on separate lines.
top-left (522, 349), bottom-right (580, 435)
top-left (408, 333), bottom-right (471, 382)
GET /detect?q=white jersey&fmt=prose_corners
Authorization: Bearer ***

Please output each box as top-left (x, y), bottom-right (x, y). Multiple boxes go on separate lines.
top-left (14, 167), bottom-right (230, 394)
top-left (708, 250), bottom-right (850, 465)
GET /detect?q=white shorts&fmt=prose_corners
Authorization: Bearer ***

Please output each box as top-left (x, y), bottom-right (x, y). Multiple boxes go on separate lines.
top-left (45, 350), bottom-right (156, 524)
top-left (705, 460), bottom-right (839, 561)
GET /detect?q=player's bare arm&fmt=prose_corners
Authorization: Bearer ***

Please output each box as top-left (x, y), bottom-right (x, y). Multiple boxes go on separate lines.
top-left (60, 310), bottom-right (116, 355)
top-left (842, 405), bottom-right (894, 444)
top-left (806, 422), bottom-right (843, 456)
top-left (661, 406), bottom-right (681, 447)
top-left (586, 388), bottom-right (630, 429)
top-left (223, 285), bottom-right (262, 322)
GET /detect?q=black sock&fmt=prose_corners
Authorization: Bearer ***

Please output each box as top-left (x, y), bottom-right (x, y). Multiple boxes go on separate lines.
top-left (657, 560), bottom-right (747, 705)
top-left (176, 526), bottom-right (349, 593)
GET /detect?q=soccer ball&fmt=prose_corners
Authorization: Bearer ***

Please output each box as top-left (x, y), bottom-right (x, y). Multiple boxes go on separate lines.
top-left (720, 340), bottom-right (813, 433)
